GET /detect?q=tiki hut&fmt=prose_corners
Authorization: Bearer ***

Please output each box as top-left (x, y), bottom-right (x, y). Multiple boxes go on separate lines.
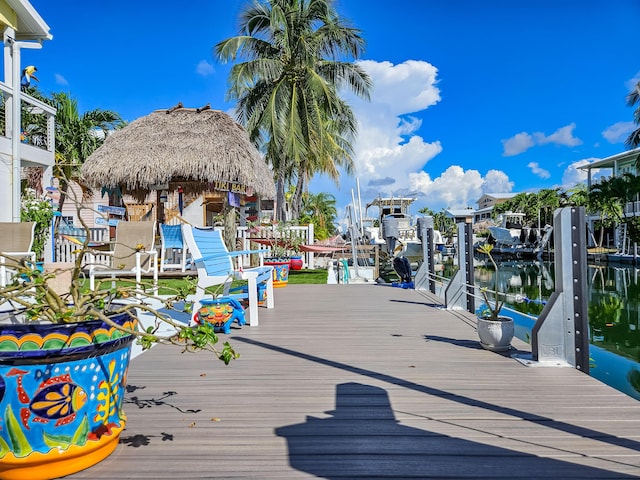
top-left (81, 104), bottom-right (275, 225)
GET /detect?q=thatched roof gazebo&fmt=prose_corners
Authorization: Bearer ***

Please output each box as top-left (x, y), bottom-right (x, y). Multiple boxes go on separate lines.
top-left (81, 104), bottom-right (275, 202)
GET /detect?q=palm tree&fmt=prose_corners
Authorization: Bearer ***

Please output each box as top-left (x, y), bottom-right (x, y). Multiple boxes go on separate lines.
top-left (535, 188), bottom-right (562, 227)
top-left (299, 191), bottom-right (337, 239)
top-left (49, 92), bottom-right (124, 216)
top-left (215, 0), bottom-right (371, 221)
top-left (563, 183), bottom-right (589, 208)
top-left (626, 80), bottom-right (640, 148)
top-left (588, 176), bottom-right (627, 247)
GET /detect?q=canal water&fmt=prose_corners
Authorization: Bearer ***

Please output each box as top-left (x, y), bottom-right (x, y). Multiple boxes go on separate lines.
top-left (465, 259), bottom-right (640, 402)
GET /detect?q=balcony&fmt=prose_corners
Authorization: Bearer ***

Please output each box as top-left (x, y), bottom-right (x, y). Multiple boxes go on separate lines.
top-left (0, 81), bottom-right (55, 168)
top-left (624, 201), bottom-right (640, 216)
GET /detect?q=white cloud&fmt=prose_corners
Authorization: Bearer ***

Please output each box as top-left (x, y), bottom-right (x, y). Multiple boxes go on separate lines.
top-left (536, 123), bottom-right (582, 147)
top-left (310, 59), bottom-right (515, 214)
top-left (502, 132), bottom-right (535, 156)
top-left (602, 121), bottom-right (635, 143)
top-left (196, 60), bottom-right (215, 76)
top-left (561, 158), bottom-right (602, 188)
top-left (502, 123), bottom-right (582, 156)
top-left (356, 60), bottom-right (440, 115)
top-left (418, 166), bottom-right (484, 209)
top-left (403, 166), bottom-right (514, 210)
top-left (54, 73), bottom-right (68, 86)
top-left (347, 59), bottom-right (443, 188)
top-left (528, 162), bottom-right (551, 179)
top-left (482, 169), bottom-right (514, 193)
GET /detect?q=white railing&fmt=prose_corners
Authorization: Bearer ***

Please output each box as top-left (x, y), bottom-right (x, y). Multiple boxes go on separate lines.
top-left (54, 223), bottom-right (318, 270)
top-left (231, 224), bottom-right (316, 269)
top-left (54, 227), bottom-right (110, 265)
top-left (0, 82), bottom-right (55, 153)
top-left (624, 201), bottom-right (640, 215)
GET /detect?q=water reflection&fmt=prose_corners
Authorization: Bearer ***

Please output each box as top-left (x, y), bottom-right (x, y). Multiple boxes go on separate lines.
top-left (470, 259), bottom-right (640, 402)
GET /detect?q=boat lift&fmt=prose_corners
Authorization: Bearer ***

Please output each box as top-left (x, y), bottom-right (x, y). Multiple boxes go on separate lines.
top-left (415, 207), bottom-right (590, 372)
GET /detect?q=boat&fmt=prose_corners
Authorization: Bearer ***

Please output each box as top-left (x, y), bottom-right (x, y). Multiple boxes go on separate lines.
top-left (360, 197), bottom-right (426, 263)
top-left (341, 192), bottom-right (446, 283)
top-left (478, 212), bottom-right (552, 259)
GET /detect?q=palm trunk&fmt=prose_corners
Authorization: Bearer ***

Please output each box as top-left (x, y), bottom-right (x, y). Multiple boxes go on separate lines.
top-left (291, 169), bottom-right (306, 221)
top-left (222, 196), bottom-right (237, 252)
top-left (275, 163), bottom-right (287, 222)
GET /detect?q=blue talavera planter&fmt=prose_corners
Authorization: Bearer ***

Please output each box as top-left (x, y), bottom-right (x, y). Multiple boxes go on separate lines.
top-left (0, 312), bottom-right (137, 480)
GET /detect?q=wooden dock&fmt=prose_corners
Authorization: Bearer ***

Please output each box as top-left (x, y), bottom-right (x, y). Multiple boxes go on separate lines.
top-left (67, 285), bottom-right (640, 479)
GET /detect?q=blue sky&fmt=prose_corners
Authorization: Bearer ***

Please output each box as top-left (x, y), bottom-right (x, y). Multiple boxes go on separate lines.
top-left (27, 0), bottom-right (640, 219)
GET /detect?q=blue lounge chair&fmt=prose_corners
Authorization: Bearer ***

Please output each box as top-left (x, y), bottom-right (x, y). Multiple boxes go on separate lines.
top-left (159, 224), bottom-right (187, 272)
top-left (182, 225), bottom-right (274, 326)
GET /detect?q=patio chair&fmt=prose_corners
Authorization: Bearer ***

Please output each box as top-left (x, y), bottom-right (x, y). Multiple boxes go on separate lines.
top-left (88, 221), bottom-right (158, 296)
top-left (182, 225), bottom-right (274, 327)
top-left (159, 224), bottom-right (187, 272)
top-left (0, 222), bottom-right (36, 287)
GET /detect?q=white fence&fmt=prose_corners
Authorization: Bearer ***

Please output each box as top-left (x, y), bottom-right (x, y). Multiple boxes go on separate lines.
top-left (54, 224), bottom-right (318, 270)
top-left (54, 227), bottom-right (111, 266)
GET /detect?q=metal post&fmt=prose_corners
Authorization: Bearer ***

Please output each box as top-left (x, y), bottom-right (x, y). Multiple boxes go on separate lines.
top-left (529, 207), bottom-right (589, 372)
top-left (445, 222), bottom-right (474, 312)
top-left (415, 216), bottom-right (435, 293)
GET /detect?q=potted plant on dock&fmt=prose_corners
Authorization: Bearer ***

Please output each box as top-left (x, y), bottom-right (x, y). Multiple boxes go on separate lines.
top-left (251, 221), bottom-right (304, 288)
top-left (475, 243), bottom-right (515, 352)
top-left (263, 240), bottom-right (292, 288)
top-left (0, 219), bottom-right (238, 480)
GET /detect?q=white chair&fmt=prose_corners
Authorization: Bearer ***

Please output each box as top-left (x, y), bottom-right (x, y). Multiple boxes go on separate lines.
top-left (0, 222), bottom-right (36, 287)
top-left (89, 221), bottom-right (158, 296)
top-left (182, 225), bottom-right (274, 326)
top-left (159, 224), bottom-right (187, 272)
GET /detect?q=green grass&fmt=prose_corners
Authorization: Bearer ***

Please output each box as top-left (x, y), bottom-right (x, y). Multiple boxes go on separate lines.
top-left (287, 269), bottom-right (328, 284)
top-left (82, 269), bottom-right (328, 295)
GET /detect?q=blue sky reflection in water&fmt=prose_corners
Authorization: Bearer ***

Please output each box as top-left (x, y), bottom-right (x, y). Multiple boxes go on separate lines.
top-left (472, 260), bottom-right (640, 402)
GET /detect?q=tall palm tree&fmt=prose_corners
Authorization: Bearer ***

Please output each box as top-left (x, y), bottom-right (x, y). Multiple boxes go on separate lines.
top-left (49, 92), bottom-right (124, 216)
top-left (215, 0), bottom-right (371, 221)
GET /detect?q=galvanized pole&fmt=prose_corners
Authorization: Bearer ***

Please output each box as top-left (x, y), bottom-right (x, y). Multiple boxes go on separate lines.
top-left (530, 207), bottom-right (590, 372)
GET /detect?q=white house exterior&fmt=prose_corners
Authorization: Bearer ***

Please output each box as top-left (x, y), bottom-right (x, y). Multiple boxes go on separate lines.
top-left (474, 193), bottom-right (517, 223)
top-left (0, 0), bottom-right (54, 222)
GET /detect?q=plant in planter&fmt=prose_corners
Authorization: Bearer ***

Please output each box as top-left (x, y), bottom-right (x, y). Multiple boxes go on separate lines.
top-left (0, 217), bottom-right (238, 480)
top-left (20, 188), bottom-right (55, 262)
top-left (254, 221), bottom-right (305, 288)
top-left (475, 243), bottom-right (515, 352)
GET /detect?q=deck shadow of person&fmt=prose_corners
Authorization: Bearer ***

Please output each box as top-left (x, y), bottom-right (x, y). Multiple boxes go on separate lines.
top-left (276, 382), bottom-right (639, 479)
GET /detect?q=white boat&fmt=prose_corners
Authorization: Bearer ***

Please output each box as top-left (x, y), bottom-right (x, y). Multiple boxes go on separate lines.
top-left (361, 197), bottom-right (443, 263)
top-left (480, 212), bottom-right (552, 259)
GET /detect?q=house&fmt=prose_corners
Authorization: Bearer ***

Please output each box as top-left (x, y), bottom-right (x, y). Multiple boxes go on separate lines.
top-left (474, 193), bottom-right (517, 223)
top-left (579, 147), bottom-right (640, 254)
top-left (445, 208), bottom-right (474, 224)
top-left (0, 0), bottom-right (54, 223)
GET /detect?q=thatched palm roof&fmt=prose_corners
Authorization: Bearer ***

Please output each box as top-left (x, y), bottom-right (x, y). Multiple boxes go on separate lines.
top-left (81, 105), bottom-right (275, 199)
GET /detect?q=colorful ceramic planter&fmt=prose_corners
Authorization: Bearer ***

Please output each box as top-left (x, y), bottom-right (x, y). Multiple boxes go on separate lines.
top-left (264, 258), bottom-right (290, 288)
top-left (196, 297), bottom-right (246, 334)
top-left (0, 312), bottom-right (136, 480)
top-left (289, 255), bottom-right (303, 271)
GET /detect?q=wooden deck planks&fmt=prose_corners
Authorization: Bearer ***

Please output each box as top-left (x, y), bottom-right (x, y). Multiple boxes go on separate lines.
top-left (66, 284), bottom-right (640, 479)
